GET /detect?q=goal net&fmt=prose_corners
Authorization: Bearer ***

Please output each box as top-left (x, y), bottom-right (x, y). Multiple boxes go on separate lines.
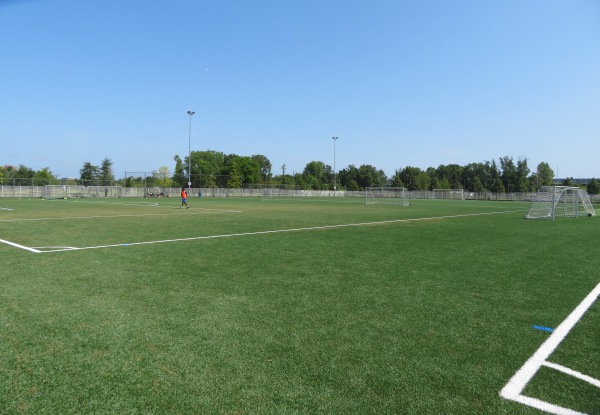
top-left (432, 189), bottom-right (464, 200)
top-left (526, 186), bottom-right (596, 220)
top-left (42, 185), bottom-right (123, 199)
top-left (42, 185), bottom-right (70, 199)
top-left (366, 187), bottom-right (409, 206)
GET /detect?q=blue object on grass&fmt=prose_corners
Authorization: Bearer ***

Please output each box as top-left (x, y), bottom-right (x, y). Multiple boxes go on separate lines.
top-left (533, 325), bottom-right (554, 333)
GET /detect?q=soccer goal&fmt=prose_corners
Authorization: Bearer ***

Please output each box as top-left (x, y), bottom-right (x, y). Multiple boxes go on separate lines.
top-left (42, 185), bottom-right (70, 199)
top-left (432, 189), bottom-right (464, 200)
top-left (526, 186), bottom-right (596, 220)
top-left (366, 187), bottom-right (409, 206)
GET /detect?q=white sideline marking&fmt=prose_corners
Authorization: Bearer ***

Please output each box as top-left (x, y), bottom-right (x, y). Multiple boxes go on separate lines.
top-left (500, 282), bottom-right (600, 415)
top-left (28, 210), bottom-right (518, 253)
top-left (0, 238), bottom-right (41, 253)
top-left (0, 207), bottom-right (14, 211)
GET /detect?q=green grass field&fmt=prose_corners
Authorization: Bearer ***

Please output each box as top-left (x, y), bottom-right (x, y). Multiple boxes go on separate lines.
top-left (1, 197), bottom-right (598, 414)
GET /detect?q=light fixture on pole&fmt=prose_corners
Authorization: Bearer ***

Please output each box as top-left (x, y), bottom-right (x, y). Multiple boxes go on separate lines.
top-left (187, 111), bottom-right (195, 192)
top-left (332, 136), bottom-right (338, 195)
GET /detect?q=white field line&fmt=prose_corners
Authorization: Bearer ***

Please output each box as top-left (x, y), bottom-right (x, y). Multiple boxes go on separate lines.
top-left (28, 210), bottom-right (520, 253)
top-left (542, 361), bottom-right (600, 388)
top-left (53, 200), bottom-right (161, 206)
top-left (0, 238), bottom-right (41, 253)
top-left (0, 208), bottom-right (241, 223)
top-left (500, 282), bottom-right (600, 415)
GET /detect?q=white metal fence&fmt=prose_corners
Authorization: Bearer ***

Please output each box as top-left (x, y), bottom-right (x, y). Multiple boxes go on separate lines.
top-left (2, 185), bottom-right (599, 203)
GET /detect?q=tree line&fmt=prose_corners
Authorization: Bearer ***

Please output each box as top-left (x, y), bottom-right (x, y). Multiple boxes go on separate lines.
top-left (2, 152), bottom-right (599, 194)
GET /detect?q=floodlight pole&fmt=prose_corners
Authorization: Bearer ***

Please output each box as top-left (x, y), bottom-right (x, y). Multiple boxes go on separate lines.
top-left (187, 111), bottom-right (195, 194)
top-left (332, 136), bottom-right (338, 196)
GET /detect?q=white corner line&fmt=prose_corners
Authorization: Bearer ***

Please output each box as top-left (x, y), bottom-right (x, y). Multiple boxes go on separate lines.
top-left (0, 238), bottom-right (41, 253)
top-left (542, 361), bottom-right (600, 389)
top-left (502, 394), bottom-right (587, 415)
top-left (500, 282), bottom-right (600, 414)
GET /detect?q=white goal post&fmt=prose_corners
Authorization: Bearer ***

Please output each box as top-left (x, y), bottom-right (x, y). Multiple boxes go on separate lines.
top-left (366, 187), bottom-right (409, 206)
top-left (526, 186), bottom-right (596, 220)
top-left (432, 189), bottom-right (464, 200)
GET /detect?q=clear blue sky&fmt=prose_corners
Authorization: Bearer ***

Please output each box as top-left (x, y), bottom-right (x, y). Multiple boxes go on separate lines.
top-left (2, 0), bottom-right (599, 179)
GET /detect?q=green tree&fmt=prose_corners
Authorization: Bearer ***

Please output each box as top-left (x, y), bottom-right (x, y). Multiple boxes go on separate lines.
top-left (462, 162), bottom-right (488, 192)
top-left (172, 155), bottom-right (186, 187)
top-left (277, 174), bottom-right (295, 187)
top-left (222, 154), bottom-right (261, 187)
top-left (80, 162), bottom-right (100, 182)
top-left (272, 163), bottom-right (296, 187)
top-left (204, 174), bottom-right (218, 188)
top-left (338, 164), bottom-right (385, 189)
top-left (436, 177), bottom-right (451, 190)
top-left (471, 176), bottom-right (485, 192)
top-left (345, 179), bottom-right (360, 191)
top-left (398, 166), bottom-right (423, 191)
top-left (252, 154), bottom-right (272, 184)
top-left (100, 158), bottom-right (115, 183)
top-left (237, 156), bottom-right (262, 185)
top-left (33, 167), bottom-right (56, 186)
top-left (303, 161), bottom-right (327, 190)
top-left (500, 156), bottom-right (516, 192)
top-left (436, 164), bottom-right (463, 189)
top-left (226, 160), bottom-right (242, 188)
top-left (194, 150), bottom-right (225, 187)
top-left (293, 173), bottom-right (308, 190)
top-left (339, 165), bottom-right (360, 190)
top-left (487, 159), bottom-right (505, 193)
top-left (414, 171), bottom-right (431, 190)
top-left (426, 167), bottom-right (438, 190)
top-left (14, 164), bottom-right (35, 180)
top-left (532, 162), bottom-right (554, 188)
top-left (587, 178), bottom-right (599, 194)
top-left (514, 158), bottom-right (530, 192)
top-left (357, 165), bottom-right (386, 188)
top-left (154, 166), bottom-right (171, 188)
top-left (390, 170), bottom-right (404, 188)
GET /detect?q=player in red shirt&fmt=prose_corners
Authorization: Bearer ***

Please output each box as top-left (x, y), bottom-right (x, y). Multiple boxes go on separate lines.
top-left (180, 188), bottom-right (189, 209)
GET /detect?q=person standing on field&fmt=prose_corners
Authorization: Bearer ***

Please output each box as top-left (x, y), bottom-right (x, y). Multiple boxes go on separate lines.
top-left (181, 187), bottom-right (189, 209)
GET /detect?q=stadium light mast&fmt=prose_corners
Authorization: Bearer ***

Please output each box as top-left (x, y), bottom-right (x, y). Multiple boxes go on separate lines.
top-left (332, 136), bottom-right (338, 196)
top-left (187, 111), bottom-right (195, 193)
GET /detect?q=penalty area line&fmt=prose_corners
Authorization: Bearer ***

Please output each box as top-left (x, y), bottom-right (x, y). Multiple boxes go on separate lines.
top-left (35, 210), bottom-right (519, 253)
